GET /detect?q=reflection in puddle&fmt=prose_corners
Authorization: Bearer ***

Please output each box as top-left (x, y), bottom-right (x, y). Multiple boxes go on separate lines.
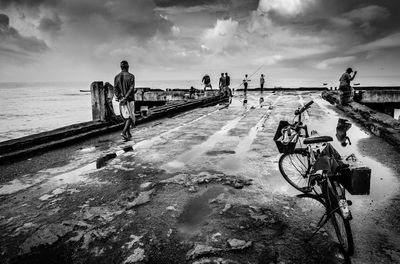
top-left (220, 95), bottom-right (279, 174)
top-left (311, 99), bottom-right (398, 202)
top-left (178, 186), bottom-right (227, 236)
top-left (335, 118), bottom-right (352, 147)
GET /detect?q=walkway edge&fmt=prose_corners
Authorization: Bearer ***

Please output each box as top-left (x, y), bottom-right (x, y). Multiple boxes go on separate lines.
top-left (0, 95), bottom-right (228, 164)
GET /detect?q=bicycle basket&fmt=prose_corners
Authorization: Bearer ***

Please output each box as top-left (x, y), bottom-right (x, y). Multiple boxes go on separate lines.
top-left (274, 120), bottom-right (298, 154)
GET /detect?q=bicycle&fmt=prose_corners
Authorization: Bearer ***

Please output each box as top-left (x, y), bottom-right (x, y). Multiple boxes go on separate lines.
top-left (274, 101), bottom-right (354, 257)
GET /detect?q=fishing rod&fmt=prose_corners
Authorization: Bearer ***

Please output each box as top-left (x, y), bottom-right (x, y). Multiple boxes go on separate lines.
top-left (233, 59), bottom-right (269, 89)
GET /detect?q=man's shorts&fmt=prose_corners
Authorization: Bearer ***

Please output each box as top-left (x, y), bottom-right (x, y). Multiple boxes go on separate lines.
top-left (120, 101), bottom-right (135, 123)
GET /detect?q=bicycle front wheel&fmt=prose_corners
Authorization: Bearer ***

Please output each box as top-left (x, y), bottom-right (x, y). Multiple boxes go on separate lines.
top-left (278, 151), bottom-right (311, 193)
top-left (327, 183), bottom-right (354, 256)
top-left (330, 210), bottom-right (354, 256)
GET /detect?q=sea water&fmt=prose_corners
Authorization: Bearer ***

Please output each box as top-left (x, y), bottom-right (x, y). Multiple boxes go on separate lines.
top-left (0, 80), bottom-right (201, 142)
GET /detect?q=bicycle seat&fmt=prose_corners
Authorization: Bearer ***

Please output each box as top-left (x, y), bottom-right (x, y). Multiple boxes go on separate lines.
top-left (303, 136), bottom-right (333, 144)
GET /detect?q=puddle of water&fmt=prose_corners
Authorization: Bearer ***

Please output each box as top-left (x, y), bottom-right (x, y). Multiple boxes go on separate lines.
top-left (96, 153), bottom-right (117, 169)
top-left (177, 186), bottom-right (227, 236)
top-left (220, 112), bottom-right (271, 173)
top-left (50, 163), bottom-right (97, 185)
top-left (310, 98), bottom-right (398, 201)
top-left (0, 177), bottom-right (46, 196)
top-left (166, 160), bottom-right (185, 168)
top-left (205, 150), bottom-right (236, 156)
top-left (133, 108), bottom-right (222, 151)
top-left (163, 116), bottom-right (243, 171)
top-left (219, 96), bottom-right (280, 174)
top-left (80, 147), bottom-right (96, 153)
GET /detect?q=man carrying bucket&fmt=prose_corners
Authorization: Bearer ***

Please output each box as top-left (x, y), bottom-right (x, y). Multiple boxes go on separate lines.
top-left (114, 60), bottom-right (136, 141)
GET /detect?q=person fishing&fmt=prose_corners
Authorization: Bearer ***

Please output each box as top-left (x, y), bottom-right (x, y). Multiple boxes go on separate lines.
top-left (260, 74), bottom-right (265, 91)
top-left (243, 74), bottom-right (250, 93)
top-left (114, 60), bottom-right (136, 141)
top-left (202, 74), bottom-right (212, 90)
top-left (339, 67), bottom-right (357, 105)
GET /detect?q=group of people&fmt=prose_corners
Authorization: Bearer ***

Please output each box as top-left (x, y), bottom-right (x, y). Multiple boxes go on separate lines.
top-left (202, 73), bottom-right (266, 93)
top-left (113, 59), bottom-right (358, 142)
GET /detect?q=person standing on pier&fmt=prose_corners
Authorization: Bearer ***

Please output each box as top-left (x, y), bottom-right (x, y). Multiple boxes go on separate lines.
top-left (260, 74), bottom-right (265, 91)
top-left (224, 72), bottom-right (232, 100)
top-left (219, 73), bottom-right (226, 91)
top-left (225, 73), bottom-right (230, 88)
top-left (202, 74), bottom-right (212, 90)
top-left (339, 67), bottom-right (357, 105)
top-left (114, 60), bottom-right (136, 141)
top-left (243, 74), bottom-right (250, 93)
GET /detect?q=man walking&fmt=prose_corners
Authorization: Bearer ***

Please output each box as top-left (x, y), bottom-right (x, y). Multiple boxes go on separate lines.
top-left (114, 60), bottom-right (136, 141)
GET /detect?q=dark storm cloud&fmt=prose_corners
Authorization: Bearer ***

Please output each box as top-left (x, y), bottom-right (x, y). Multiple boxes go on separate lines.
top-left (154, 0), bottom-right (225, 8)
top-left (0, 0), bottom-right (53, 6)
top-left (0, 12), bottom-right (9, 26)
top-left (264, 0), bottom-right (400, 42)
top-left (0, 13), bottom-right (49, 55)
top-left (1, 0), bottom-right (174, 39)
top-left (0, 0), bottom-right (58, 14)
top-left (38, 15), bottom-right (62, 34)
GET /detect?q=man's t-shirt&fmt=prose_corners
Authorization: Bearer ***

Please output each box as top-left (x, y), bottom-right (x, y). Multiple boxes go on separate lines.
top-left (114, 71), bottom-right (135, 101)
top-left (226, 76), bottom-right (230, 86)
top-left (219, 76), bottom-right (226, 87)
top-left (203, 75), bottom-right (211, 84)
top-left (339, 73), bottom-right (351, 87)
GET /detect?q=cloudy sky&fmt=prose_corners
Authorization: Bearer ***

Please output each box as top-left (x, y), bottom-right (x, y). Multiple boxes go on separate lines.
top-left (1, 0), bottom-right (400, 86)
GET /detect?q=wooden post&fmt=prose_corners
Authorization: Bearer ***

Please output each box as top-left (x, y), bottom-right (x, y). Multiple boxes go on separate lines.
top-left (91, 81), bottom-right (106, 121)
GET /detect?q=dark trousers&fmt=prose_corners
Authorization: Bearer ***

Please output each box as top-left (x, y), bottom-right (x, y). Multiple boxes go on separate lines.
top-left (244, 83), bottom-right (248, 92)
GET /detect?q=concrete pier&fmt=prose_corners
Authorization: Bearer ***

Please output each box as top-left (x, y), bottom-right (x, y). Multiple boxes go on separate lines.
top-left (1, 91), bottom-right (400, 263)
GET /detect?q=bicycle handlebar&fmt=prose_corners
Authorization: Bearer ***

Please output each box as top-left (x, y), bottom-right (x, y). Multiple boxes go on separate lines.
top-left (295, 100), bottom-right (314, 115)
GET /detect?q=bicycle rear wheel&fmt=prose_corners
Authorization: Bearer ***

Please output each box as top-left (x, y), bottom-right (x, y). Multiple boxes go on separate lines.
top-left (279, 151), bottom-right (311, 193)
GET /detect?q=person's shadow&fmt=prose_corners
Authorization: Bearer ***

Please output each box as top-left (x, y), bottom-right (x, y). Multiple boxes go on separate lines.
top-left (336, 118), bottom-right (352, 147)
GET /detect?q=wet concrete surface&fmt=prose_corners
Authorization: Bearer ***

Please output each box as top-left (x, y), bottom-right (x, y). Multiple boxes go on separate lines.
top-left (0, 91), bottom-right (400, 263)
